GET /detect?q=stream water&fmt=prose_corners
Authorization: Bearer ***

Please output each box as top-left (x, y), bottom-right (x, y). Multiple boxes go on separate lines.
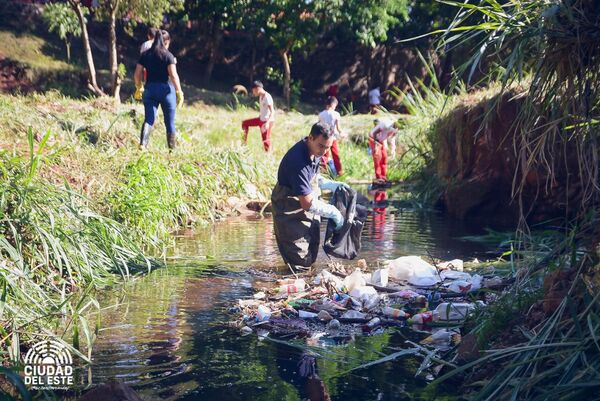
top-left (82, 187), bottom-right (494, 401)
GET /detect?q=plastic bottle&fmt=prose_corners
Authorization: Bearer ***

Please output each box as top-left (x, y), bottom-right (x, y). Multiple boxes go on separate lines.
top-left (390, 289), bottom-right (421, 299)
top-left (382, 306), bottom-right (408, 319)
top-left (279, 279), bottom-right (306, 294)
top-left (434, 302), bottom-right (474, 321)
top-left (257, 305), bottom-right (271, 322)
top-left (341, 310), bottom-right (367, 319)
top-left (298, 310), bottom-right (318, 319)
top-left (408, 311), bottom-right (434, 325)
top-left (369, 268), bottom-right (389, 287)
top-left (366, 317), bottom-right (381, 329)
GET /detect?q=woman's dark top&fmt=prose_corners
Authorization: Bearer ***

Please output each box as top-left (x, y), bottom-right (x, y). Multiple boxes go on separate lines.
top-left (138, 50), bottom-right (175, 83)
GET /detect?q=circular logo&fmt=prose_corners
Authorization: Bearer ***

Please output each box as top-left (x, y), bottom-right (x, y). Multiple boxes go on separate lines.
top-left (24, 340), bottom-right (74, 390)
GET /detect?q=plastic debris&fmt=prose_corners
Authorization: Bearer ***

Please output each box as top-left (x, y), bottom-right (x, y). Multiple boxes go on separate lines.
top-left (229, 255), bottom-right (499, 343)
top-left (369, 268), bottom-right (389, 287)
top-left (434, 302), bottom-right (475, 321)
top-left (388, 256), bottom-right (437, 280)
top-left (317, 310), bottom-right (333, 321)
top-left (299, 310), bottom-right (318, 319)
top-left (344, 269), bottom-right (366, 292)
top-left (341, 310), bottom-right (367, 319)
top-left (382, 306), bottom-right (408, 319)
top-left (438, 259), bottom-right (464, 271)
top-left (257, 305), bottom-right (271, 322)
top-left (278, 279), bottom-right (306, 294)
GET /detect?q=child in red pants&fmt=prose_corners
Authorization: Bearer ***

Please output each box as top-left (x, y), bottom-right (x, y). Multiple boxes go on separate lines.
top-left (369, 118), bottom-right (399, 183)
top-left (242, 81), bottom-right (275, 152)
top-left (318, 96), bottom-right (344, 176)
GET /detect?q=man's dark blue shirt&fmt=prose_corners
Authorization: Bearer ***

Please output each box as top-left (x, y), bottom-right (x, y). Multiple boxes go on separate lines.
top-left (277, 138), bottom-right (321, 196)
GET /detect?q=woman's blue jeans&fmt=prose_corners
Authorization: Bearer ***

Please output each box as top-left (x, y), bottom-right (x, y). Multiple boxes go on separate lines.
top-left (143, 82), bottom-right (177, 134)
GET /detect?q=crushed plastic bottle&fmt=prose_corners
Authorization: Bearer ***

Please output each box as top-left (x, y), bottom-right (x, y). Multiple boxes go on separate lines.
top-left (313, 270), bottom-right (344, 291)
top-left (389, 289), bottom-right (421, 299)
top-left (369, 268), bottom-right (389, 287)
top-left (434, 302), bottom-right (474, 321)
top-left (257, 305), bottom-right (271, 322)
top-left (341, 310), bottom-right (367, 319)
top-left (279, 279), bottom-right (306, 294)
top-left (365, 317), bottom-right (381, 329)
top-left (363, 294), bottom-right (381, 311)
top-left (382, 306), bottom-right (408, 319)
top-left (298, 310), bottom-right (318, 319)
top-left (408, 311), bottom-right (434, 325)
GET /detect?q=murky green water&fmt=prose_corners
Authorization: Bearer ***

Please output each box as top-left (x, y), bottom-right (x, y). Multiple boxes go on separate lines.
top-left (84, 188), bottom-right (492, 400)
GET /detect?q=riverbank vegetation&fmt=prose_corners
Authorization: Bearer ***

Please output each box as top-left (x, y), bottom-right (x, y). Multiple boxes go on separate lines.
top-left (386, 0), bottom-right (600, 398)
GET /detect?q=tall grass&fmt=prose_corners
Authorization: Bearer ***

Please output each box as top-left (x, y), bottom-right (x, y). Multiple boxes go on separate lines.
top-left (432, 221), bottom-right (600, 401)
top-left (0, 129), bottom-right (151, 364)
top-left (436, 0), bottom-right (600, 222)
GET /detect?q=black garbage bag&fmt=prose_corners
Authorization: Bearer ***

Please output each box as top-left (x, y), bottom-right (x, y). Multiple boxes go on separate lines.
top-left (323, 186), bottom-right (367, 259)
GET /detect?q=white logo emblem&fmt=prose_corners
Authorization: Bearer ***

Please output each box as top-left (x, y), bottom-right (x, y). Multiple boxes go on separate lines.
top-left (24, 340), bottom-right (74, 390)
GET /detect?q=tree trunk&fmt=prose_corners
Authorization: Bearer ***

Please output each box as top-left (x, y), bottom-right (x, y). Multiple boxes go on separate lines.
top-left (69, 0), bottom-right (104, 96)
top-left (204, 17), bottom-right (222, 82)
top-left (65, 39), bottom-right (71, 63)
top-left (280, 49), bottom-right (291, 108)
top-left (108, 0), bottom-right (121, 101)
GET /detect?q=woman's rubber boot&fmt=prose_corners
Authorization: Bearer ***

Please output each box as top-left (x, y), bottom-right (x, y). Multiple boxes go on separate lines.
top-left (139, 123), bottom-right (152, 149)
top-left (167, 132), bottom-right (177, 151)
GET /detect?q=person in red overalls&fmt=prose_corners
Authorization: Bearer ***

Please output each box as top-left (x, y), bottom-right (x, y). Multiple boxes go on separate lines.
top-left (369, 118), bottom-right (399, 184)
top-left (241, 81), bottom-right (275, 152)
top-left (318, 96), bottom-right (344, 176)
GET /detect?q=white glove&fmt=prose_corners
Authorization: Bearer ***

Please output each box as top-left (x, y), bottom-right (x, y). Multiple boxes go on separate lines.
top-left (318, 175), bottom-right (349, 193)
top-left (309, 198), bottom-right (343, 230)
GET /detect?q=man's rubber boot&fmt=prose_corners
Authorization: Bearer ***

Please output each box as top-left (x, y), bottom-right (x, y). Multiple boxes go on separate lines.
top-left (167, 132), bottom-right (177, 150)
top-left (139, 123), bottom-right (152, 148)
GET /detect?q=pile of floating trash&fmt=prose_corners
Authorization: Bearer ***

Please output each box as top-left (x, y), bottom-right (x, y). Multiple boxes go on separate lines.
top-left (228, 256), bottom-right (505, 343)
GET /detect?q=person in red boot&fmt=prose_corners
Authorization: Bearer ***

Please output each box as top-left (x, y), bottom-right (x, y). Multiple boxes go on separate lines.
top-left (369, 117), bottom-right (399, 184)
top-left (241, 81), bottom-right (275, 152)
top-left (318, 96), bottom-right (344, 176)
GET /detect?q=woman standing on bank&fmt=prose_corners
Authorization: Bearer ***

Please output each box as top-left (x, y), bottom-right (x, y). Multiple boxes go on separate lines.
top-left (134, 29), bottom-right (184, 150)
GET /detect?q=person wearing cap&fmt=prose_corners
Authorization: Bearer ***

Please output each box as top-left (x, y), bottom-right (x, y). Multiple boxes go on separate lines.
top-left (369, 117), bottom-right (400, 183)
top-left (272, 122), bottom-right (348, 270)
top-left (241, 81), bottom-right (275, 152)
top-left (317, 96), bottom-right (344, 176)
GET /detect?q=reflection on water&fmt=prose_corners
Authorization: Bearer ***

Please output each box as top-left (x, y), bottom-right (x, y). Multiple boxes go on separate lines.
top-left (86, 188), bottom-right (491, 400)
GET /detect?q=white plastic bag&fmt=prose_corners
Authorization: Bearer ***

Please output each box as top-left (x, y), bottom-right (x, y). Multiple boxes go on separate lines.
top-left (438, 259), bottom-right (464, 271)
top-left (344, 269), bottom-right (366, 292)
top-left (388, 256), bottom-right (437, 280)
